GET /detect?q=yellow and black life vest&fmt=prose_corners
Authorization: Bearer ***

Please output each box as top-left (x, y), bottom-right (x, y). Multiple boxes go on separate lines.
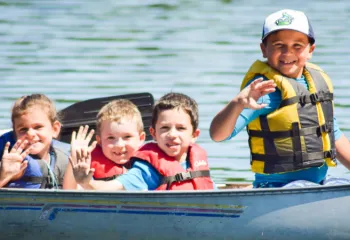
top-left (240, 60), bottom-right (336, 174)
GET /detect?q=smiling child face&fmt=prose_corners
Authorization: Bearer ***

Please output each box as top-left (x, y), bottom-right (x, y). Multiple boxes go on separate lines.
top-left (260, 29), bottom-right (315, 78)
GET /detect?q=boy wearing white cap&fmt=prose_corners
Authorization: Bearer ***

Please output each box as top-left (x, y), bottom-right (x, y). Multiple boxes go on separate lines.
top-left (210, 9), bottom-right (350, 188)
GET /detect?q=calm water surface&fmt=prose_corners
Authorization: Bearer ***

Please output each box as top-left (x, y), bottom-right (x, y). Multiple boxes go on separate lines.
top-left (0, 0), bottom-right (349, 183)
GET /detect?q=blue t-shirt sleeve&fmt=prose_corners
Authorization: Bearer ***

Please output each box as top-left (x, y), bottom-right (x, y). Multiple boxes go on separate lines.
top-left (0, 131), bottom-right (16, 160)
top-left (117, 161), bottom-right (161, 191)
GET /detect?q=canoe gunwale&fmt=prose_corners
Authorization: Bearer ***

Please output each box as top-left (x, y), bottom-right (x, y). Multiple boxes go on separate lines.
top-left (1, 183), bottom-right (350, 198)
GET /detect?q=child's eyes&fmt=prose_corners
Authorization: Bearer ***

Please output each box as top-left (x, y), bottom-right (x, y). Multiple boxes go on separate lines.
top-left (273, 44), bottom-right (283, 48)
top-left (177, 127), bottom-right (186, 131)
top-left (18, 128), bottom-right (28, 134)
top-left (107, 136), bottom-right (115, 140)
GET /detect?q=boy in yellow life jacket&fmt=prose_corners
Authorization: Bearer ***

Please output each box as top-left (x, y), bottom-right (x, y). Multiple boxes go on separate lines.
top-left (210, 9), bottom-right (350, 188)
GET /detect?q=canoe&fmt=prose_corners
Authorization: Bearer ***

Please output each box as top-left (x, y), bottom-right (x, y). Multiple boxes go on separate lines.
top-left (1, 93), bottom-right (350, 239)
top-left (1, 184), bottom-right (350, 240)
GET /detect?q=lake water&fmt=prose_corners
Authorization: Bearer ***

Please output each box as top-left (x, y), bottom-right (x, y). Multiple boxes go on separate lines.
top-left (0, 0), bottom-right (349, 183)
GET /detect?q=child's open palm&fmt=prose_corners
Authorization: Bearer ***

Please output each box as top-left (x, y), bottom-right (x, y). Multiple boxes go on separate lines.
top-left (0, 139), bottom-right (31, 184)
top-left (69, 125), bottom-right (97, 185)
top-left (237, 78), bottom-right (276, 109)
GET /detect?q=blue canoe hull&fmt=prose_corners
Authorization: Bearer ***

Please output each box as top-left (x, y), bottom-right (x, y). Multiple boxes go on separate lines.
top-left (0, 184), bottom-right (349, 240)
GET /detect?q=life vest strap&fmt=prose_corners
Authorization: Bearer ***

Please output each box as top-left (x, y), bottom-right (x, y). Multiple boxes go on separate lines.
top-left (252, 150), bottom-right (336, 163)
top-left (161, 170), bottom-right (211, 190)
top-left (248, 123), bottom-right (333, 138)
top-left (279, 92), bottom-right (333, 108)
top-left (94, 175), bottom-right (118, 181)
top-left (19, 176), bottom-right (62, 189)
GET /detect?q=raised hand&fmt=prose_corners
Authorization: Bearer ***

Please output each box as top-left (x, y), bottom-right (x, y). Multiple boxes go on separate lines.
top-left (0, 139), bottom-right (31, 185)
top-left (69, 125), bottom-right (97, 185)
top-left (236, 78), bottom-right (276, 109)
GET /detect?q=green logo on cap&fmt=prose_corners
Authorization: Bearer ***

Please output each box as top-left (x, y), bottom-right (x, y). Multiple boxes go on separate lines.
top-left (275, 12), bottom-right (294, 26)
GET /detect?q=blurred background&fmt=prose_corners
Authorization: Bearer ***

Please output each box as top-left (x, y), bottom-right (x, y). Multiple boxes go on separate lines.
top-left (0, 0), bottom-right (349, 183)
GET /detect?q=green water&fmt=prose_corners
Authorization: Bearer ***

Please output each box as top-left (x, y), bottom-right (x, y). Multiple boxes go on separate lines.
top-left (0, 0), bottom-right (349, 182)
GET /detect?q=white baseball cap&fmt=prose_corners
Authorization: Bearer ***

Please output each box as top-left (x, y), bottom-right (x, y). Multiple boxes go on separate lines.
top-left (262, 9), bottom-right (315, 44)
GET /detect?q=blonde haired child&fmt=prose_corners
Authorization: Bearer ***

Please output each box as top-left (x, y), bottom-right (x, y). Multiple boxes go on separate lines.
top-left (63, 99), bottom-right (145, 189)
top-left (0, 94), bottom-right (68, 188)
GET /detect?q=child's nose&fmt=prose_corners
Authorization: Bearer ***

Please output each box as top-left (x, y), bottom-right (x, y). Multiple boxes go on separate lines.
top-left (113, 138), bottom-right (125, 147)
top-left (26, 128), bottom-right (36, 138)
top-left (167, 128), bottom-right (177, 138)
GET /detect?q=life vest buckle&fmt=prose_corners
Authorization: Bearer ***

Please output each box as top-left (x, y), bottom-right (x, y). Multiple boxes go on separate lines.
top-left (310, 93), bottom-right (320, 103)
top-left (299, 95), bottom-right (307, 105)
top-left (175, 172), bottom-right (192, 182)
top-left (324, 150), bottom-right (336, 159)
top-left (320, 123), bottom-right (332, 133)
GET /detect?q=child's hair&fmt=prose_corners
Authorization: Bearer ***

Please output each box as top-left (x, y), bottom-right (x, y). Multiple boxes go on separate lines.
top-left (152, 92), bottom-right (199, 133)
top-left (11, 93), bottom-right (60, 126)
top-left (96, 99), bottom-right (144, 135)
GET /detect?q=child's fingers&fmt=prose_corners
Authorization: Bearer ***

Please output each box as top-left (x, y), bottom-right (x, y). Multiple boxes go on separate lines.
top-left (71, 131), bottom-right (77, 143)
top-left (86, 129), bottom-right (95, 142)
top-left (89, 141), bottom-right (97, 152)
top-left (20, 161), bottom-right (28, 172)
top-left (16, 140), bottom-right (29, 154)
top-left (81, 125), bottom-right (89, 139)
top-left (81, 146), bottom-right (89, 160)
top-left (3, 142), bottom-right (10, 155)
top-left (68, 156), bottom-right (76, 167)
top-left (11, 139), bottom-right (22, 153)
top-left (77, 125), bottom-right (84, 139)
top-left (87, 168), bottom-right (95, 178)
top-left (20, 145), bottom-right (32, 159)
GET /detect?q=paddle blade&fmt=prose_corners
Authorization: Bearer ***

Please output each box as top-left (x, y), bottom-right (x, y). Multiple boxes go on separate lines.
top-left (58, 92), bottom-right (154, 143)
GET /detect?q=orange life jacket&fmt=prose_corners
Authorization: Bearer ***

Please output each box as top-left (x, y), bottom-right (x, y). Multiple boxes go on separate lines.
top-left (132, 142), bottom-right (214, 190)
top-left (91, 145), bottom-right (129, 181)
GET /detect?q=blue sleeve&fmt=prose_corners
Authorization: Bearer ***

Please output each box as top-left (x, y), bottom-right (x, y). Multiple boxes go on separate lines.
top-left (0, 131), bottom-right (16, 160)
top-left (117, 161), bottom-right (161, 191)
top-left (228, 77), bottom-right (281, 139)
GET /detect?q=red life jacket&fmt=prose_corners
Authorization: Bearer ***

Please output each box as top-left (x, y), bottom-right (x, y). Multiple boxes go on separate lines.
top-left (91, 145), bottom-right (129, 181)
top-left (133, 142), bottom-right (214, 190)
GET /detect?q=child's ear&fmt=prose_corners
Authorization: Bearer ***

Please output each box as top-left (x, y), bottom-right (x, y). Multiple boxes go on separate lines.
top-left (52, 121), bottom-right (61, 139)
top-left (149, 127), bottom-right (156, 141)
top-left (307, 44), bottom-right (316, 60)
top-left (260, 42), bottom-right (267, 58)
top-left (96, 135), bottom-right (101, 145)
top-left (191, 128), bottom-right (200, 143)
top-left (139, 131), bottom-right (146, 143)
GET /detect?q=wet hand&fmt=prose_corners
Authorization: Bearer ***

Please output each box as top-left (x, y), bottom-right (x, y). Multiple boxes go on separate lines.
top-left (236, 78), bottom-right (276, 109)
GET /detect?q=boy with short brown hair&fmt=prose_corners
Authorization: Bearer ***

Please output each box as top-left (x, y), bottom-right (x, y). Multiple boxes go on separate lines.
top-left (210, 9), bottom-right (350, 188)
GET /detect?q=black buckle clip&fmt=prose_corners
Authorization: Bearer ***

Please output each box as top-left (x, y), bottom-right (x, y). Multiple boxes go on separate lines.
top-left (320, 123), bottom-right (332, 133)
top-left (299, 95), bottom-right (307, 105)
top-left (175, 172), bottom-right (192, 182)
top-left (324, 150), bottom-right (335, 159)
top-left (310, 93), bottom-right (319, 103)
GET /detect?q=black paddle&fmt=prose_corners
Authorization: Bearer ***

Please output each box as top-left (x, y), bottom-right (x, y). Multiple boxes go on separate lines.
top-left (58, 92), bottom-right (154, 144)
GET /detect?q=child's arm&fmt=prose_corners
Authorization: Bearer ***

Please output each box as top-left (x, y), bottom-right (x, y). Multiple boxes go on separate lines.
top-left (62, 162), bottom-right (78, 189)
top-left (210, 78), bottom-right (276, 142)
top-left (0, 140), bottom-right (31, 188)
top-left (335, 134), bottom-right (350, 170)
